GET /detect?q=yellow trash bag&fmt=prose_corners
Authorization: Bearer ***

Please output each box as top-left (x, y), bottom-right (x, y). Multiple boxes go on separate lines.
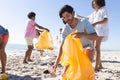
top-left (36, 30), bottom-right (54, 50)
top-left (0, 74), bottom-right (9, 79)
top-left (60, 34), bottom-right (95, 80)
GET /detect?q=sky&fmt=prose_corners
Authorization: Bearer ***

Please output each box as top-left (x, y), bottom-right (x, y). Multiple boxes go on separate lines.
top-left (0, 0), bottom-right (120, 50)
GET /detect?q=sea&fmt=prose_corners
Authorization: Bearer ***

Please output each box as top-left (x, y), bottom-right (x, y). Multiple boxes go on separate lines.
top-left (5, 44), bottom-right (120, 55)
top-left (6, 44), bottom-right (26, 54)
top-left (6, 44), bottom-right (58, 55)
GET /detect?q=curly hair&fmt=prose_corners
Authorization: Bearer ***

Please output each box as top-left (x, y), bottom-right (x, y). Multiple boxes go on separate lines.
top-left (27, 12), bottom-right (36, 19)
top-left (59, 5), bottom-right (74, 18)
top-left (92, 0), bottom-right (106, 8)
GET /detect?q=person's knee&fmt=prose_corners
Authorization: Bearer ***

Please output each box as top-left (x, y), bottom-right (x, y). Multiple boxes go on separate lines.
top-left (85, 48), bottom-right (94, 61)
top-left (0, 43), bottom-right (6, 52)
top-left (88, 53), bottom-right (94, 61)
top-left (28, 45), bottom-right (33, 50)
top-left (85, 47), bottom-right (93, 54)
top-left (0, 48), bottom-right (5, 53)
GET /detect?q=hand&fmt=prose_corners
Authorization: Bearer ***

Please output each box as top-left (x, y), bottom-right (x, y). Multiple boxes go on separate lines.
top-left (48, 66), bottom-right (56, 77)
top-left (45, 28), bottom-right (50, 32)
top-left (62, 72), bottom-right (65, 77)
top-left (52, 65), bottom-right (57, 73)
top-left (76, 14), bottom-right (83, 18)
top-left (72, 32), bottom-right (85, 38)
top-left (92, 22), bottom-right (98, 27)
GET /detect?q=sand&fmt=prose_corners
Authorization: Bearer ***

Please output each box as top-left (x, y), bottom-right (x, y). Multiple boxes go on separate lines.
top-left (0, 50), bottom-right (120, 80)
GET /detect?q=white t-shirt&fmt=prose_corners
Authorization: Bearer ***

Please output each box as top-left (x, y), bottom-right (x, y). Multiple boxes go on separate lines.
top-left (88, 7), bottom-right (109, 41)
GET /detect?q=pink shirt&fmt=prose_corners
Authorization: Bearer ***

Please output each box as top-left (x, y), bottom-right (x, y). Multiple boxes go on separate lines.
top-left (25, 19), bottom-right (36, 38)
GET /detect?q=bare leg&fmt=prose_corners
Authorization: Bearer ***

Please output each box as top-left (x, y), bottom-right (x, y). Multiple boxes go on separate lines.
top-left (95, 37), bottom-right (103, 70)
top-left (23, 45), bottom-right (33, 63)
top-left (39, 50), bottom-right (44, 56)
top-left (0, 34), bottom-right (9, 73)
top-left (0, 43), bottom-right (7, 73)
top-left (28, 45), bottom-right (34, 61)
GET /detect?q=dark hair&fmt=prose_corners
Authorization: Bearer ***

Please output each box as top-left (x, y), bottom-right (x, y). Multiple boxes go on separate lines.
top-left (59, 5), bottom-right (74, 18)
top-left (92, 1), bottom-right (95, 9)
top-left (93, 0), bottom-right (105, 8)
top-left (62, 19), bottom-right (66, 24)
top-left (59, 28), bottom-right (63, 31)
top-left (27, 12), bottom-right (36, 19)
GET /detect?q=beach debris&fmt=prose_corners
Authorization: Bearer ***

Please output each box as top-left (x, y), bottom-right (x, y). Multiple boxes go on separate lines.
top-left (43, 67), bottom-right (57, 78)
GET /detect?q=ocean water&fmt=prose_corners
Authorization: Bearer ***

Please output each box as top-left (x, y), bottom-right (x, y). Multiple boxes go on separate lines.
top-left (6, 44), bottom-right (58, 54)
top-left (6, 44), bottom-right (27, 54)
top-left (6, 44), bottom-right (119, 55)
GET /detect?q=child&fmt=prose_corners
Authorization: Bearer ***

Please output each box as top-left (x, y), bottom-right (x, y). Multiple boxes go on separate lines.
top-left (23, 12), bottom-right (49, 63)
top-left (0, 25), bottom-right (9, 73)
top-left (89, 0), bottom-right (109, 71)
top-left (77, 0), bottom-right (109, 71)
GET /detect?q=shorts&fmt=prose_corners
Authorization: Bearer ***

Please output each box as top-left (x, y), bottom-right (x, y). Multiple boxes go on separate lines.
top-left (25, 37), bottom-right (33, 45)
top-left (3, 34), bottom-right (9, 43)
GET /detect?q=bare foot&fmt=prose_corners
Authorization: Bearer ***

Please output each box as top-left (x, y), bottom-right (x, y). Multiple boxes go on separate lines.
top-left (99, 64), bottom-right (103, 69)
top-left (40, 50), bottom-right (44, 56)
top-left (1, 72), bottom-right (5, 74)
top-left (95, 67), bottom-right (100, 71)
top-left (23, 61), bottom-right (28, 64)
top-left (99, 66), bottom-right (103, 69)
top-left (95, 66), bottom-right (103, 71)
top-left (40, 53), bottom-right (43, 56)
top-left (28, 59), bottom-right (33, 62)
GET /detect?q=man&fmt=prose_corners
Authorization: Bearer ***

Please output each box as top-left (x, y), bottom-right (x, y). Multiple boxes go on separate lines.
top-left (53, 5), bottom-right (98, 74)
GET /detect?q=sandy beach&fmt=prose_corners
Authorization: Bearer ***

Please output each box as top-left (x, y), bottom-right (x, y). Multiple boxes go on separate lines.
top-left (0, 50), bottom-right (120, 80)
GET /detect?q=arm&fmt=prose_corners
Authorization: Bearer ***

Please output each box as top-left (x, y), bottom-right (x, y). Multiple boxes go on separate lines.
top-left (77, 14), bottom-right (89, 20)
top-left (79, 18), bottom-right (98, 40)
top-left (93, 8), bottom-right (109, 26)
top-left (83, 32), bottom-right (98, 40)
top-left (93, 18), bottom-right (108, 27)
top-left (36, 29), bottom-right (43, 32)
top-left (35, 23), bottom-right (49, 31)
top-left (73, 32), bottom-right (98, 41)
top-left (53, 41), bottom-right (64, 71)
